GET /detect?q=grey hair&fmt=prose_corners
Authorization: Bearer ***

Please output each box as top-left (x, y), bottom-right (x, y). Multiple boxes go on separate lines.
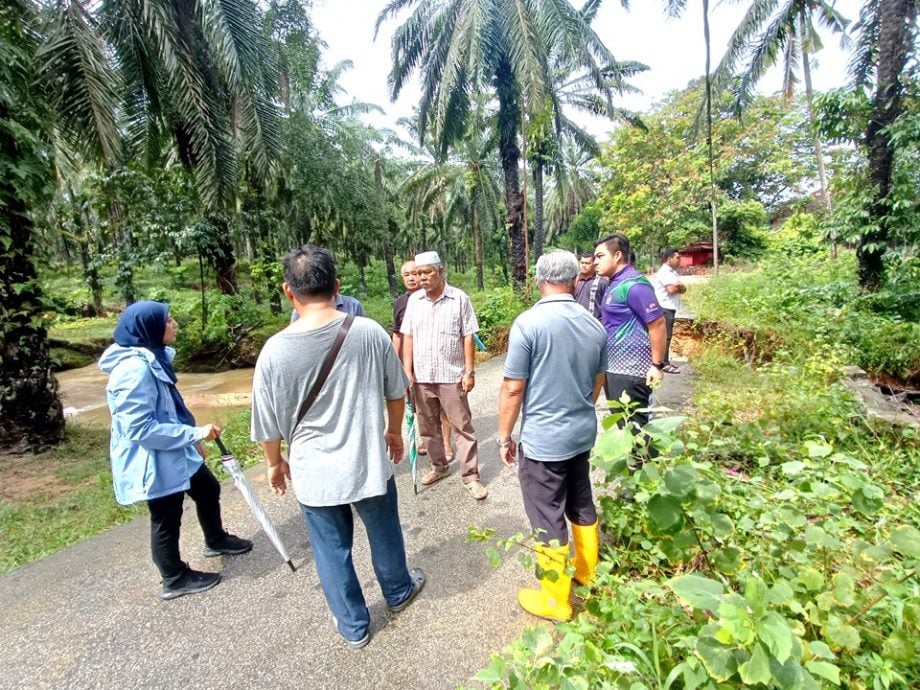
top-left (535, 251), bottom-right (580, 286)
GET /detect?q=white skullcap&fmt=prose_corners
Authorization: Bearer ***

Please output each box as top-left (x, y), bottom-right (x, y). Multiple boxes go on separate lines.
top-left (414, 251), bottom-right (442, 267)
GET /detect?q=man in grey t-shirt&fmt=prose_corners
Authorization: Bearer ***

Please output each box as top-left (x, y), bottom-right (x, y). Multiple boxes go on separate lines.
top-left (497, 251), bottom-right (607, 623)
top-left (251, 246), bottom-right (425, 650)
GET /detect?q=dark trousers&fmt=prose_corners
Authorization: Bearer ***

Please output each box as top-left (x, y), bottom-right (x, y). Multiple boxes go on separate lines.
top-left (662, 309), bottom-right (676, 364)
top-left (518, 450), bottom-right (597, 545)
top-left (605, 373), bottom-right (652, 428)
top-left (147, 464), bottom-right (225, 585)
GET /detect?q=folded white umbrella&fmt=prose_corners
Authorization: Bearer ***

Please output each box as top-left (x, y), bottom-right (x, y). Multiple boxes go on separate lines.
top-left (215, 438), bottom-right (296, 572)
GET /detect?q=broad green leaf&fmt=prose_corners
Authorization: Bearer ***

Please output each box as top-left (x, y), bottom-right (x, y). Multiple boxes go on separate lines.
top-left (739, 643), bottom-right (772, 686)
top-left (695, 636), bottom-right (737, 681)
top-left (771, 655), bottom-right (806, 689)
top-left (781, 460), bottom-right (806, 476)
top-left (667, 574), bottom-right (725, 612)
top-left (805, 660), bottom-right (841, 685)
top-left (807, 640), bottom-right (835, 659)
top-left (664, 465), bottom-right (699, 499)
top-left (594, 426), bottom-right (634, 464)
top-left (648, 494), bottom-right (684, 535)
top-left (560, 676), bottom-right (590, 690)
top-left (804, 525), bottom-right (838, 549)
top-left (717, 603), bottom-right (755, 646)
top-left (890, 525), bottom-right (920, 558)
top-left (757, 611), bottom-right (794, 662)
top-left (710, 512), bottom-right (734, 538)
top-left (660, 535), bottom-right (694, 564)
top-left (805, 442), bottom-right (833, 458)
top-left (881, 630), bottom-right (915, 662)
top-left (713, 547), bottom-right (743, 575)
top-left (851, 485), bottom-right (884, 515)
top-left (643, 415), bottom-right (688, 436)
top-left (823, 621), bottom-right (861, 652)
top-left (832, 573), bottom-right (856, 607)
top-left (473, 660), bottom-right (505, 683)
top-left (767, 581), bottom-right (795, 607)
top-left (695, 480), bottom-right (721, 504)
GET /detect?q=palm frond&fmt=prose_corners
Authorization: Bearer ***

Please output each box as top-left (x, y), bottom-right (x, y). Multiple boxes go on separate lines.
top-left (39, 0), bottom-right (123, 165)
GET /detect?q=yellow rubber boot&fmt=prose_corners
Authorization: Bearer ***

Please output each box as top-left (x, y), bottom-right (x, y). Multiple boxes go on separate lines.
top-left (572, 520), bottom-right (599, 586)
top-left (517, 544), bottom-right (573, 622)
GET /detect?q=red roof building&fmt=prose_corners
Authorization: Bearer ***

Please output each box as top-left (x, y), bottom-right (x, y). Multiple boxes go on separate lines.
top-left (678, 241), bottom-right (714, 267)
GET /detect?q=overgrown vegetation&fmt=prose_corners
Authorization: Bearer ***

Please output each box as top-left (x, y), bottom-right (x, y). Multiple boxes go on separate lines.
top-left (473, 342), bottom-right (920, 689)
top-left (470, 252), bottom-right (920, 688)
top-left (688, 249), bottom-right (920, 383)
top-left (43, 258), bottom-right (521, 371)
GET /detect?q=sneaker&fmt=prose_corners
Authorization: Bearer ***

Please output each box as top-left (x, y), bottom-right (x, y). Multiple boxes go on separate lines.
top-left (420, 468), bottom-right (449, 486)
top-left (160, 569), bottom-right (221, 600)
top-left (464, 480), bottom-right (488, 500)
top-left (344, 632), bottom-right (370, 650)
top-left (389, 568), bottom-right (426, 613)
top-left (331, 616), bottom-right (371, 649)
top-left (203, 533), bottom-right (253, 557)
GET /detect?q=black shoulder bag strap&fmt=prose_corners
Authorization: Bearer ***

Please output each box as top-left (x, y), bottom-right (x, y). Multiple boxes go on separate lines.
top-left (294, 314), bottom-right (355, 430)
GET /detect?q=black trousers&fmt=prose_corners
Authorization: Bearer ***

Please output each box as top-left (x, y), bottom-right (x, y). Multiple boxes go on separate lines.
top-left (518, 450), bottom-right (597, 545)
top-left (147, 464), bottom-right (225, 585)
top-left (605, 373), bottom-right (652, 428)
top-left (662, 309), bottom-right (676, 364)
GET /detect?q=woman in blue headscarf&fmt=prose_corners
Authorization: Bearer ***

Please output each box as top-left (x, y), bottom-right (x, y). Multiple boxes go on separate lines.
top-left (99, 301), bottom-right (252, 600)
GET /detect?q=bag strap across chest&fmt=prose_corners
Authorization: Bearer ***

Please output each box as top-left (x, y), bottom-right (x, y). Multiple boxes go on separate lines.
top-left (294, 314), bottom-right (355, 429)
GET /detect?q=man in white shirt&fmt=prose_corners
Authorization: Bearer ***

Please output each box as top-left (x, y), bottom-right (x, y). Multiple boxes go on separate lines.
top-left (400, 251), bottom-right (487, 500)
top-left (653, 248), bottom-right (686, 374)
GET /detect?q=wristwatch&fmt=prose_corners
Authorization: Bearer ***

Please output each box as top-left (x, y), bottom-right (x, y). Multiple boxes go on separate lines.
top-left (464, 370), bottom-right (476, 377)
top-left (495, 436), bottom-right (512, 446)
top-left (652, 361), bottom-right (665, 370)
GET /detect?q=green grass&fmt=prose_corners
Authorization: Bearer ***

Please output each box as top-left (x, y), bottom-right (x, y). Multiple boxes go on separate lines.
top-left (0, 411), bottom-right (265, 576)
top-left (686, 251), bottom-right (920, 382)
top-left (0, 424), bottom-right (143, 575)
top-left (48, 316), bottom-right (118, 344)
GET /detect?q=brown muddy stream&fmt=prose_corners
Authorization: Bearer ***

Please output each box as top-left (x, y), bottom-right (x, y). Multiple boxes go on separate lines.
top-left (57, 365), bottom-right (255, 426)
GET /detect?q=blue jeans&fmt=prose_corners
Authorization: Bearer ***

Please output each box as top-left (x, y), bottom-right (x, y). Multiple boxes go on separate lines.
top-left (299, 477), bottom-right (413, 641)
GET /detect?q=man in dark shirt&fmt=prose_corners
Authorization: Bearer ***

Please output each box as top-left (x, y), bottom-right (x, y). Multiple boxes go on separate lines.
top-left (573, 251), bottom-right (608, 319)
top-left (392, 260), bottom-right (419, 352)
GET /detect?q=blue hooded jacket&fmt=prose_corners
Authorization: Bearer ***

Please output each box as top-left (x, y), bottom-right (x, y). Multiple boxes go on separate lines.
top-left (99, 303), bottom-right (203, 505)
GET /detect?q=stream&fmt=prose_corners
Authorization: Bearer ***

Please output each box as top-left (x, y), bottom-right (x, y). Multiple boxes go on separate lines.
top-left (57, 364), bottom-right (255, 426)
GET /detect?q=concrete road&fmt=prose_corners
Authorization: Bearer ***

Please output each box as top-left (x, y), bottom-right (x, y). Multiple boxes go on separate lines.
top-left (0, 353), bottom-right (694, 690)
top-left (1, 355), bottom-right (533, 690)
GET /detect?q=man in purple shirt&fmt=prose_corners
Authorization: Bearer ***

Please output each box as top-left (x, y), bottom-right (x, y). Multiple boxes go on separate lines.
top-left (593, 233), bottom-right (667, 429)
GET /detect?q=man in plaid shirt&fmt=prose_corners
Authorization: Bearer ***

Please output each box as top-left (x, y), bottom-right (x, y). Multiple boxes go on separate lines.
top-left (400, 251), bottom-right (487, 500)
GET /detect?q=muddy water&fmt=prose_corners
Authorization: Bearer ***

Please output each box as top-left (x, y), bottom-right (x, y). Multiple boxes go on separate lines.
top-left (56, 364), bottom-right (255, 426)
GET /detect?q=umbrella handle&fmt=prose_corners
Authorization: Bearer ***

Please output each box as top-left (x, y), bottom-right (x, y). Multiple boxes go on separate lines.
top-left (214, 436), bottom-right (230, 456)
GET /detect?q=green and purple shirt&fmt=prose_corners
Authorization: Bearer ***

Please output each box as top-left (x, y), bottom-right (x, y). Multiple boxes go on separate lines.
top-left (599, 265), bottom-right (664, 377)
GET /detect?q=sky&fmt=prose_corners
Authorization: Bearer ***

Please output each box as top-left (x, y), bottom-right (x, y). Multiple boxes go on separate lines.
top-left (310, 0), bottom-right (860, 140)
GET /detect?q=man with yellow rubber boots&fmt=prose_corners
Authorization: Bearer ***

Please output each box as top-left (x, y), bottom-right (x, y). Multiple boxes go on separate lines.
top-left (496, 251), bottom-right (607, 621)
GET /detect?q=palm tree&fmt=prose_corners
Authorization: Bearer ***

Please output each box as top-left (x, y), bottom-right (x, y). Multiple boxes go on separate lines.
top-left (1, 0), bottom-right (65, 451)
top-left (377, 0), bottom-right (619, 285)
top-left (40, 0), bottom-right (283, 294)
top-left (544, 140), bottom-right (600, 244)
top-left (849, 0), bottom-right (918, 289)
top-left (709, 0), bottom-right (850, 256)
top-left (530, 56), bottom-right (646, 258)
top-left (666, 0), bottom-right (721, 272)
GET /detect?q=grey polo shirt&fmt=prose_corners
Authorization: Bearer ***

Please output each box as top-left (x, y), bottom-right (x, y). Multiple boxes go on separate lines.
top-left (504, 294), bottom-right (607, 461)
